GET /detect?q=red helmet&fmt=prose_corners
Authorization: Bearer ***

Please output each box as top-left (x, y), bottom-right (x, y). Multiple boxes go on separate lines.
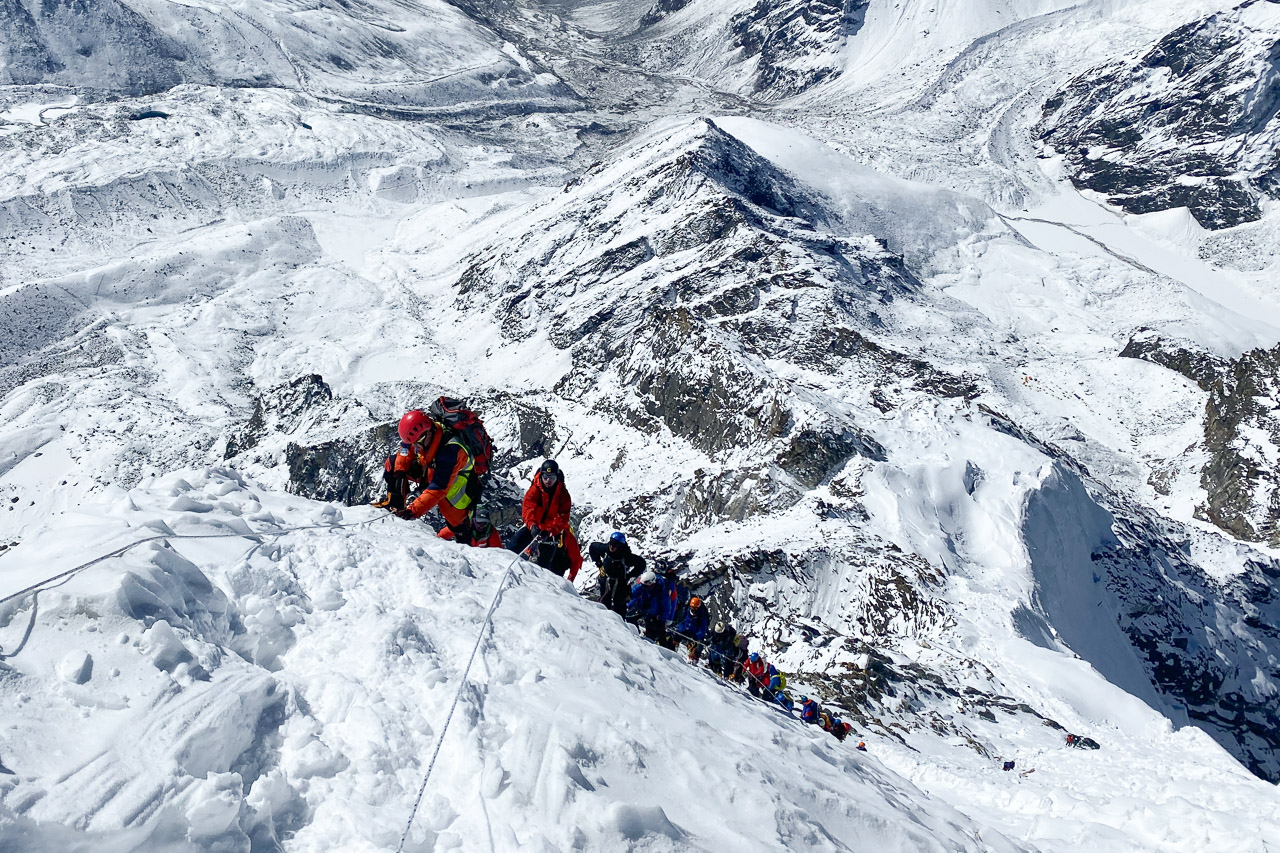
top-left (398, 410), bottom-right (433, 444)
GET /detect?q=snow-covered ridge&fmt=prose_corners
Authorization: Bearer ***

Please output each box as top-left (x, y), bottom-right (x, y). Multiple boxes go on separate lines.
top-left (0, 469), bottom-right (1033, 852)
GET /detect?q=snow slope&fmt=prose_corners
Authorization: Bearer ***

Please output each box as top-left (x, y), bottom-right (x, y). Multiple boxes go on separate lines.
top-left (0, 469), bottom-right (1032, 852)
top-left (3, 0), bottom-right (1280, 849)
top-left (2, 471), bottom-right (1277, 851)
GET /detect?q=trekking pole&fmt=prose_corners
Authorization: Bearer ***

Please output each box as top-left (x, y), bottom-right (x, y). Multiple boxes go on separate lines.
top-left (551, 430), bottom-right (574, 461)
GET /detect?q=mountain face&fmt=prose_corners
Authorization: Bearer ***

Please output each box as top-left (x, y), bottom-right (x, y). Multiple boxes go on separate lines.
top-left (1039, 0), bottom-right (1280, 229)
top-left (727, 0), bottom-right (871, 98)
top-left (455, 118), bottom-right (913, 513)
top-left (1124, 331), bottom-right (1280, 547)
top-left (0, 0), bottom-right (575, 109)
top-left (250, 109), bottom-right (1280, 786)
top-left (4, 0), bottom-right (1280, 849)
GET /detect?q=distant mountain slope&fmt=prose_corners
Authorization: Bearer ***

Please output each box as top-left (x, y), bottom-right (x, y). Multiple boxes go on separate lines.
top-left (1040, 0), bottom-right (1280, 229)
top-left (0, 0), bottom-right (575, 112)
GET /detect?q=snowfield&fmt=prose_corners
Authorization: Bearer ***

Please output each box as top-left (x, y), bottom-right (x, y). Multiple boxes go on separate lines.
top-left (3, 0), bottom-right (1280, 849)
top-left (1, 471), bottom-right (1277, 851)
top-left (1, 469), bottom-right (1036, 852)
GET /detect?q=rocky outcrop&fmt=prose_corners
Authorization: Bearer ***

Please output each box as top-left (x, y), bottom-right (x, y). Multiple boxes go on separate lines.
top-left (284, 426), bottom-right (392, 507)
top-left (222, 374), bottom-right (388, 506)
top-left (1039, 0), bottom-right (1280, 229)
top-left (639, 0), bottom-right (695, 28)
top-left (729, 0), bottom-right (870, 98)
top-left (1198, 346), bottom-right (1280, 544)
top-left (224, 375), bottom-right (375, 463)
top-left (1119, 332), bottom-right (1280, 546)
top-left (1118, 330), bottom-right (1229, 392)
top-left (1092, 500), bottom-right (1280, 782)
top-left (456, 119), bottom-right (959, 533)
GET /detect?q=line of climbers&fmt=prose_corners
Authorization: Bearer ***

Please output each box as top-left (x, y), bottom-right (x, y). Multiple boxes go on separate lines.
top-left (378, 401), bottom-right (856, 747)
top-left (628, 577), bottom-right (856, 745)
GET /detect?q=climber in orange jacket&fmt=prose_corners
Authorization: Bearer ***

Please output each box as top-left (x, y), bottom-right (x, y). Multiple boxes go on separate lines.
top-left (508, 459), bottom-right (583, 579)
top-left (389, 409), bottom-right (478, 542)
top-left (438, 506), bottom-right (503, 548)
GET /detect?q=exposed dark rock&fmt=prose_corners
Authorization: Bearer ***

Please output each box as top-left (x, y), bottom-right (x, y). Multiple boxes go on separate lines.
top-left (729, 0), bottom-right (870, 99)
top-left (639, 0), bottom-right (694, 27)
top-left (775, 427), bottom-right (877, 487)
top-left (1118, 330), bottom-right (1230, 392)
top-left (1091, 500), bottom-right (1280, 782)
top-left (1122, 333), bottom-right (1280, 546)
top-left (226, 374), bottom-right (344, 460)
top-left (1039, 1), bottom-right (1280, 229)
top-left (285, 424), bottom-right (393, 506)
top-left (1197, 345), bottom-right (1280, 544)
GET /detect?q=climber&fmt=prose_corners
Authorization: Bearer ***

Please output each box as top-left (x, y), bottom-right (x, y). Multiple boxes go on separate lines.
top-left (627, 571), bottom-right (667, 643)
top-left (743, 652), bottom-right (767, 697)
top-left (589, 531), bottom-right (646, 616)
top-left (386, 409), bottom-right (477, 540)
top-left (1065, 733), bottom-right (1100, 750)
top-left (439, 505), bottom-right (502, 548)
top-left (509, 460), bottom-right (583, 580)
top-left (818, 710), bottom-right (833, 732)
top-left (831, 718), bottom-right (851, 742)
top-left (655, 564), bottom-right (686, 650)
top-left (729, 635), bottom-right (750, 683)
top-left (672, 596), bottom-right (710, 662)
top-left (776, 692), bottom-right (795, 714)
top-left (800, 696), bottom-right (820, 725)
top-left (706, 621), bottom-right (738, 676)
top-left (766, 664), bottom-right (787, 702)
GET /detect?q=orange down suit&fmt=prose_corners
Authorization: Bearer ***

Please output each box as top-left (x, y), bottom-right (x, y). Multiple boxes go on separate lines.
top-left (522, 476), bottom-right (582, 572)
top-left (397, 429), bottom-right (474, 529)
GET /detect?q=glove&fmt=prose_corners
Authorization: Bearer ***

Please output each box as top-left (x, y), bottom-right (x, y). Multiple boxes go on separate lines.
top-left (529, 525), bottom-right (542, 539)
top-left (395, 507), bottom-right (416, 520)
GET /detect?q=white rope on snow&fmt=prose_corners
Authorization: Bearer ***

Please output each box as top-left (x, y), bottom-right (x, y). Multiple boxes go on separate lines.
top-left (0, 514), bottom-right (393, 657)
top-left (395, 550), bottom-right (524, 853)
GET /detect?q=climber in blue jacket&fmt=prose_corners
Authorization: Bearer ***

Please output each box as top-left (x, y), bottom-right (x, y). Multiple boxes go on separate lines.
top-left (627, 571), bottom-right (667, 644)
top-left (672, 596), bottom-right (710, 661)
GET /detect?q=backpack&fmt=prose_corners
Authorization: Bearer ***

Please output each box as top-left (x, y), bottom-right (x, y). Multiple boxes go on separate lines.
top-left (428, 397), bottom-right (494, 476)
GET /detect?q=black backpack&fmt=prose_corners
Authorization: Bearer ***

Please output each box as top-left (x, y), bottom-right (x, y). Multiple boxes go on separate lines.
top-left (428, 397), bottom-right (495, 476)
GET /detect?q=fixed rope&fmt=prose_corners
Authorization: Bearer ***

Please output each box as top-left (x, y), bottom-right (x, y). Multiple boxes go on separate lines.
top-left (0, 514), bottom-right (392, 658)
top-left (395, 550), bottom-right (525, 853)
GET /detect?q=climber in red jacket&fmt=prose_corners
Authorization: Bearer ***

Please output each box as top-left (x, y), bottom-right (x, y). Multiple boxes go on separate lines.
top-left (508, 459), bottom-right (583, 579)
